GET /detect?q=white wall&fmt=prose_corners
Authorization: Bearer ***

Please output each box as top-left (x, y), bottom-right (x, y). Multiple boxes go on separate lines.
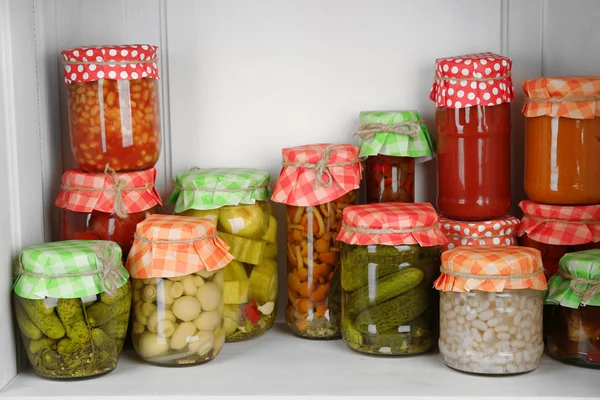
top-left (1, 0), bottom-right (600, 385)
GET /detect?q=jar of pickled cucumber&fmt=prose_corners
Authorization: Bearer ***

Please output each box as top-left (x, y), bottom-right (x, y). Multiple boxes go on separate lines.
top-left (545, 249), bottom-right (600, 368)
top-left (167, 168), bottom-right (277, 342)
top-left (61, 45), bottom-right (161, 172)
top-left (357, 110), bottom-right (435, 204)
top-left (272, 144), bottom-right (363, 339)
top-left (337, 202), bottom-right (446, 355)
top-left (13, 240), bottom-right (131, 379)
top-left (435, 246), bottom-right (547, 375)
top-left (56, 168), bottom-right (162, 259)
top-left (126, 214), bottom-right (233, 366)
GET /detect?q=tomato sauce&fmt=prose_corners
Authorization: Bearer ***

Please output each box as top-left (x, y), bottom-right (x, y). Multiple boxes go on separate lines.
top-left (436, 104), bottom-right (511, 220)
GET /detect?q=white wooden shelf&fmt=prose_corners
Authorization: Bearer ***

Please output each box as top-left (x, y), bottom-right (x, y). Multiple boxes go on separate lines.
top-left (1, 324), bottom-right (598, 400)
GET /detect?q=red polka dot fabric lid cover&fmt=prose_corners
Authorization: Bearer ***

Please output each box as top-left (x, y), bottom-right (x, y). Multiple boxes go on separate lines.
top-left (271, 144), bottom-right (363, 207)
top-left (439, 216), bottom-right (520, 251)
top-left (430, 52), bottom-right (514, 109)
top-left (56, 168), bottom-right (162, 214)
top-left (336, 202), bottom-right (447, 247)
top-left (61, 44), bottom-right (159, 84)
top-left (517, 200), bottom-right (600, 245)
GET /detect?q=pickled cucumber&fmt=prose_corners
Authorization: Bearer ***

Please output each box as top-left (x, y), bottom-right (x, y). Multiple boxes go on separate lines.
top-left (29, 338), bottom-right (57, 354)
top-left (57, 298), bottom-right (91, 345)
top-left (223, 260), bottom-right (248, 281)
top-left (100, 280), bottom-right (131, 305)
top-left (19, 298), bottom-right (65, 339)
top-left (15, 301), bottom-right (42, 340)
top-left (261, 216), bottom-right (277, 244)
top-left (264, 243), bottom-right (277, 260)
top-left (218, 204), bottom-right (268, 239)
top-left (178, 209), bottom-right (220, 223)
top-left (223, 280), bottom-right (250, 304)
top-left (249, 259), bottom-right (278, 303)
top-left (224, 304), bottom-right (241, 335)
top-left (354, 285), bottom-right (430, 334)
top-left (344, 268), bottom-right (424, 318)
top-left (102, 312), bottom-right (129, 340)
top-left (217, 231), bottom-right (266, 265)
top-left (57, 337), bottom-right (80, 355)
top-left (88, 283), bottom-right (132, 326)
top-left (342, 245), bottom-right (420, 292)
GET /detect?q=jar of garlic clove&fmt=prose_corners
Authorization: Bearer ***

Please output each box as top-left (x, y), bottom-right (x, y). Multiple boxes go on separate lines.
top-left (434, 246), bottom-right (547, 375)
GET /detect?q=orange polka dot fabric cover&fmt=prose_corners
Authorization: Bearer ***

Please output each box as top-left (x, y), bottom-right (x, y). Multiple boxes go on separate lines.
top-left (430, 52), bottom-right (514, 109)
top-left (61, 44), bottom-right (159, 83)
top-left (55, 168), bottom-right (162, 214)
top-left (126, 214), bottom-right (233, 279)
top-left (271, 143), bottom-right (363, 207)
top-left (434, 246), bottom-right (547, 293)
top-left (522, 77), bottom-right (600, 119)
top-left (337, 202), bottom-right (447, 247)
top-left (439, 216), bottom-right (520, 251)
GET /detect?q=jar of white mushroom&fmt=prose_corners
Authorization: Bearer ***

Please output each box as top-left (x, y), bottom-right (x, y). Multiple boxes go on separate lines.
top-left (434, 246), bottom-right (547, 375)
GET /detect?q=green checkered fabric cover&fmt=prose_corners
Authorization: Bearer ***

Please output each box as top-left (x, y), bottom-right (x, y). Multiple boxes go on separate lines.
top-left (167, 168), bottom-right (271, 212)
top-left (358, 110), bottom-right (435, 160)
top-left (13, 240), bottom-right (129, 300)
top-left (546, 249), bottom-right (600, 308)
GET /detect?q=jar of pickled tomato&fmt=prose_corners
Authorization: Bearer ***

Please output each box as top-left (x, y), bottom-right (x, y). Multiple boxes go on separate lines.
top-left (61, 45), bottom-right (161, 172)
top-left (430, 52), bottom-right (514, 220)
top-left (357, 110), bottom-right (435, 204)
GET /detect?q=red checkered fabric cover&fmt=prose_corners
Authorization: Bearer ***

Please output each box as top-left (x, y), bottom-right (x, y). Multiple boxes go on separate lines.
top-left (522, 77), bottom-right (600, 119)
top-left (336, 202), bottom-right (447, 246)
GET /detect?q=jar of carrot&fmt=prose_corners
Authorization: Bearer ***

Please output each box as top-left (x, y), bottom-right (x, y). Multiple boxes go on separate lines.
top-left (272, 144), bottom-right (362, 339)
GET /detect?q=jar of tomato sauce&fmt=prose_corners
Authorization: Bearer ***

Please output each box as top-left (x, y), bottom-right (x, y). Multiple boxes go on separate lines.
top-left (517, 200), bottom-right (600, 280)
top-left (61, 45), bottom-right (161, 172)
top-left (56, 168), bottom-right (162, 259)
top-left (357, 110), bottom-right (435, 204)
top-left (430, 52), bottom-right (514, 220)
top-left (522, 77), bottom-right (600, 205)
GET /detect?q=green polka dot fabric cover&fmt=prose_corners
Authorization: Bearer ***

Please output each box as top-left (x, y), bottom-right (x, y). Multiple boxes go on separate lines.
top-left (168, 168), bottom-right (272, 212)
top-left (546, 249), bottom-right (600, 308)
top-left (357, 110), bottom-right (435, 161)
top-left (13, 240), bottom-right (129, 300)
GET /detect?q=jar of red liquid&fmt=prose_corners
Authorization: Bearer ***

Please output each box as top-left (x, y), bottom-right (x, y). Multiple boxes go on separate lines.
top-left (56, 168), bottom-right (162, 259)
top-left (61, 45), bottom-right (161, 172)
top-left (517, 200), bottom-right (600, 280)
top-left (357, 110), bottom-right (435, 204)
top-left (430, 52), bottom-right (514, 220)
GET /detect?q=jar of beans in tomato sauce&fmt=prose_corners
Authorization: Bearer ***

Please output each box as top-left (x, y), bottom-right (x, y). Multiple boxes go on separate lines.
top-left (357, 110), bottom-right (435, 204)
top-left (56, 168), bottom-right (162, 259)
top-left (61, 45), bottom-right (161, 172)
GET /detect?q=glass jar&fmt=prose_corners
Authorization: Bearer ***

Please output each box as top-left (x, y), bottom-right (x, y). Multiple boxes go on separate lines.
top-left (272, 143), bottom-right (363, 339)
top-left (126, 214), bottom-right (233, 366)
top-left (357, 110), bottom-right (435, 204)
top-left (517, 200), bottom-right (600, 279)
top-left (435, 246), bottom-right (547, 375)
top-left (523, 77), bottom-right (600, 205)
top-left (13, 240), bottom-right (131, 379)
top-left (431, 53), bottom-right (513, 220)
top-left (56, 168), bottom-right (162, 260)
top-left (545, 249), bottom-right (600, 368)
top-left (61, 45), bottom-right (161, 172)
top-left (338, 202), bottom-right (445, 355)
top-left (439, 216), bottom-right (520, 251)
top-left (168, 168), bottom-right (277, 342)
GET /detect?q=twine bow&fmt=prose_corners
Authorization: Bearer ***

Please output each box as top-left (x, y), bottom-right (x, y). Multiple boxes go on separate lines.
top-left (104, 164), bottom-right (128, 218)
top-left (558, 270), bottom-right (600, 302)
top-left (15, 242), bottom-right (123, 297)
top-left (355, 122), bottom-right (421, 140)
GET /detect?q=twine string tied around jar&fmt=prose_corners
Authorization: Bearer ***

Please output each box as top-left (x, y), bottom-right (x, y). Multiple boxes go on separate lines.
top-left (439, 268), bottom-right (544, 280)
top-left (341, 223), bottom-right (435, 235)
top-left (354, 122), bottom-right (421, 140)
top-left (557, 270), bottom-right (600, 302)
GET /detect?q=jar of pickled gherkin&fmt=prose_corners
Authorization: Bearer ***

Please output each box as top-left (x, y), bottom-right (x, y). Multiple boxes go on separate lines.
top-left (13, 240), bottom-right (131, 379)
top-left (126, 214), bottom-right (233, 366)
top-left (61, 44), bottom-right (161, 172)
top-left (517, 200), bottom-right (600, 280)
top-left (545, 249), bottom-right (600, 368)
top-left (337, 202), bottom-right (446, 355)
top-left (357, 110), bottom-right (435, 204)
top-left (167, 168), bottom-right (277, 342)
top-left (56, 167), bottom-right (162, 259)
top-left (435, 246), bottom-right (547, 375)
top-left (272, 144), bottom-right (362, 339)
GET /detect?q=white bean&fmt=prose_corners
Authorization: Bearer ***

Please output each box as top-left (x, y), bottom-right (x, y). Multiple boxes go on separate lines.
top-left (483, 328), bottom-right (495, 343)
top-left (472, 320), bottom-right (488, 331)
top-left (478, 310), bottom-right (494, 321)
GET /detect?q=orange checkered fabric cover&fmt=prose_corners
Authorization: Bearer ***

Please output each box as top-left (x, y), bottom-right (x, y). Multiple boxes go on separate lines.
top-left (271, 144), bottom-right (362, 206)
top-left (337, 202), bottom-right (447, 246)
top-left (434, 246), bottom-right (547, 293)
top-left (126, 214), bottom-right (233, 278)
top-left (522, 77), bottom-right (600, 119)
